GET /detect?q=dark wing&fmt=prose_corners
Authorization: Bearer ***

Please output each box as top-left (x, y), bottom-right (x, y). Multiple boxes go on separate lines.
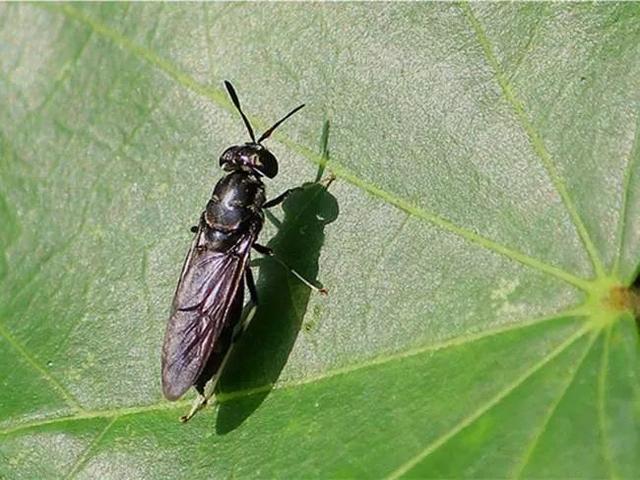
top-left (161, 226), bottom-right (255, 400)
top-left (193, 280), bottom-right (244, 393)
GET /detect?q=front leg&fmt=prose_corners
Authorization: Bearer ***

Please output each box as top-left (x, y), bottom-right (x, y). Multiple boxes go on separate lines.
top-left (262, 187), bottom-right (302, 209)
top-left (189, 213), bottom-right (206, 233)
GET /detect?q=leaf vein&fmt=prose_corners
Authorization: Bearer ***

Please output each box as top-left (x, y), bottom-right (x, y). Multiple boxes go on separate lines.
top-left (598, 325), bottom-right (617, 480)
top-left (385, 324), bottom-right (592, 480)
top-left (0, 320), bottom-right (84, 412)
top-left (360, 214), bottom-right (411, 326)
top-left (612, 110), bottom-right (640, 279)
top-left (510, 328), bottom-right (599, 479)
top-left (64, 416), bottom-right (118, 480)
top-left (20, 23), bottom-right (93, 127)
top-left (0, 309), bottom-right (587, 437)
top-left (459, 2), bottom-right (605, 278)
top-left (46, 3), bottom-right (593, 293)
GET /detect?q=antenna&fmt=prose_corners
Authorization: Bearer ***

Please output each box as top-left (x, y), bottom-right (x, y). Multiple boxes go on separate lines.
top-left (257, 103), bottom-right (305, 143)
top-left (224, 81), bottom-right (256, 143)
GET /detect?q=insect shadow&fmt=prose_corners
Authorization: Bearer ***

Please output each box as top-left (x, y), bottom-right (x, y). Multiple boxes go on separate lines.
top-left (215, 160), bottom-right (338, 433)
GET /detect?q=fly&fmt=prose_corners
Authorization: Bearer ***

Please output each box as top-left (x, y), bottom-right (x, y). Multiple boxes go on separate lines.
top-left (161, 81), bottom-right (326, 422)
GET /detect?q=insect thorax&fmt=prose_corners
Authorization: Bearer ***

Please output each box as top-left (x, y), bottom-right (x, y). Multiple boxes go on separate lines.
top-left (204, 171), bottom-right (265, 234)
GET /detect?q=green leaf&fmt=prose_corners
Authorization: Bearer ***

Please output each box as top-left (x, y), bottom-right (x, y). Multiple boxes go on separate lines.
top-left (1, 2), bottom-right (639, 478)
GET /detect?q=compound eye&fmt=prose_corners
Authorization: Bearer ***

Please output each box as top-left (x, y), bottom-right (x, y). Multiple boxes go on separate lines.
top-left (257, 150), bottom-right (278, 178)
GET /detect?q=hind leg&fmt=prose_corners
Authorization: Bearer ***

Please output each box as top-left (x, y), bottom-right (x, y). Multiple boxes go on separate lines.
top-left (179, 268), bottom-right (258, 423)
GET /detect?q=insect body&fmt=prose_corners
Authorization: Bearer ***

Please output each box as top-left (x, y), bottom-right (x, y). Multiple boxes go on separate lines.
top-left (161, 81), bottom-right (309, 422)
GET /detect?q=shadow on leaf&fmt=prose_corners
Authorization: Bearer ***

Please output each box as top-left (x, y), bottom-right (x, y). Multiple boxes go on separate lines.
top-left (215, 133), bottom-right (338, 433)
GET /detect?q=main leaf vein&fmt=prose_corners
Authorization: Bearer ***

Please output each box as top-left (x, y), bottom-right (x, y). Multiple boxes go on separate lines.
top-left (0, 310), bottom-right (587, 436)
top-left (44, 3), bottom-right (592, 293)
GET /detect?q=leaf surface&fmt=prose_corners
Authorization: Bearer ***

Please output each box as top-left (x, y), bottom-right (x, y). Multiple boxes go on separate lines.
top-left (0, 3), bottom-right (639, 478)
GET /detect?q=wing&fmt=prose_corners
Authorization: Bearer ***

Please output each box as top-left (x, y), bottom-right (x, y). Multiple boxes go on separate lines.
top-left (161, 225), bottom-right (256, 400)
top-left (193, 279), bottom-right (244, 393)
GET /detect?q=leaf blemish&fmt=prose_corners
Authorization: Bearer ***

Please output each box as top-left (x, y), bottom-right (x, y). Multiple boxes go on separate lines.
top-left (490, 278), bottom-right (524, 317)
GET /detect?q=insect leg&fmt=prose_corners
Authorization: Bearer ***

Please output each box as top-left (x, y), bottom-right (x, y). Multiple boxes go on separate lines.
top-left (252, 243), bottom-right (328, 295)
top-left (233, 267), bottom-right (258, 341)
top-left (180, 354), bottom-right (230, 423)
top-left (262, 188), bottom-right (302, 209)
top-left (264, 174), bottom-right (335, 210)
top-left (320, 172), bottom-right (336, 188)
top-left (189, 213), bottom-right (205, 233)
top-left (246, 265), bottom-right (258, 304)
top-left (180, 390), bottom-right (208, 423)
top-left (252, 243), bottom-right (273, 256)
top-left (202, 270), bottom-right (258, 399)
top-left (180, 269), bottom-right (259, 423)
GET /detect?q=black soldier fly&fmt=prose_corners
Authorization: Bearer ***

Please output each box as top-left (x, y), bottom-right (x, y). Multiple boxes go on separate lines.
top-left (161, 81), bottom-right (326, 422)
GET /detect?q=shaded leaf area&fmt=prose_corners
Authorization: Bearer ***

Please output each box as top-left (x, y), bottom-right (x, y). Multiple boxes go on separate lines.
top-left (0, 2), bottom-right (639, 478)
